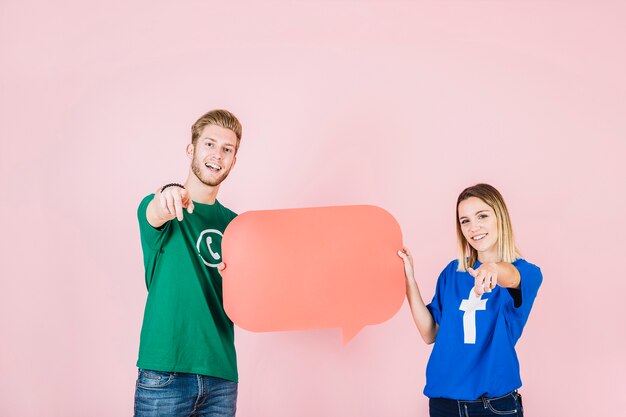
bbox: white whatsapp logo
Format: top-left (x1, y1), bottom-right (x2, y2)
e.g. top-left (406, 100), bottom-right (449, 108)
top-left (196, 229), bottom-right (223, 268)
top-left (458, 288), bottom-right (488, 344)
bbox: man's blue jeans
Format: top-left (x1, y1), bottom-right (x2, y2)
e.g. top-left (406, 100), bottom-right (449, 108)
top-left (134, 369), bottom-right (238, 417)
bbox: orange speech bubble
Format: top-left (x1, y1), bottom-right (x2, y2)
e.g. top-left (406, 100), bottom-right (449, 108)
top-left (221, 205), bottom-right (405, 344)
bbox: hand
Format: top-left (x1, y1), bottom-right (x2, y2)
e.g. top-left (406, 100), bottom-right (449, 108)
top-left (217, 262), bottom-right (226, 273)
top-left (156, 185), bottom-right (195, 221)
top-left (468, 262), bottom-right (498, 296)
top-left (397, 247), bottom-right (415, 281)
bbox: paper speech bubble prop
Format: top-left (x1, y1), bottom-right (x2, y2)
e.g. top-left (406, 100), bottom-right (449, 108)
top-left (221, 205), bottom-right (405, 344)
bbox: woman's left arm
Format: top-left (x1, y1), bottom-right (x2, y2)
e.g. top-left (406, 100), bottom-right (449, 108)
top-left (468, 262), bottom-right (520, 296)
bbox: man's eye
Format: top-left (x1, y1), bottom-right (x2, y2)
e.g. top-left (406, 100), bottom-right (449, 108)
top-left (206, 142), bottom-right (213, 147)
top-left (224, 148), bottom-right (232, 153)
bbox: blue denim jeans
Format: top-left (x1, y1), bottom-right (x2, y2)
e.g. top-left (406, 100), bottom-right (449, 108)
top-left (134, 369), bottom-right (238, 417)
top-left (429, 391), bottom-right (523, 417)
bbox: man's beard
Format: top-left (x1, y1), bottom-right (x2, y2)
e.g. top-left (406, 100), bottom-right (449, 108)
top-left (191, 157), bottom-right (231, 187)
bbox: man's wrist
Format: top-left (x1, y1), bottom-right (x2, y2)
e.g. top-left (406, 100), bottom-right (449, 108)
top-left (160, 183), bottom-right (185, 193)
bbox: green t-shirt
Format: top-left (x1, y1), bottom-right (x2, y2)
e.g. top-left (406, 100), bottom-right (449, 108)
top-left (136, 194), bottom-right (238, 382)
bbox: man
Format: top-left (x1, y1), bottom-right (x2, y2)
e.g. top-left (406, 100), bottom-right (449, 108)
top-left (134, 109), bottom-right (242, 417)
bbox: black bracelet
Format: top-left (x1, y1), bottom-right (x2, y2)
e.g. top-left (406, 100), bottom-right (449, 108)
top-left (161, 183), bottom-right (185, 192)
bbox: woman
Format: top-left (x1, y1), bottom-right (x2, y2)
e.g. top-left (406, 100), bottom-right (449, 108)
top-left (398, 183), bottom-right (542, 417)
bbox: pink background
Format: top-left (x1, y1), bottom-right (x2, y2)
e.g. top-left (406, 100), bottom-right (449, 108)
top-left (1, 1), bottom-right (624, 416)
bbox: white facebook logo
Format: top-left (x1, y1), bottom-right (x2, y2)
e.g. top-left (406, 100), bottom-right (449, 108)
top-left (458, 288), bottom-right (488, 344)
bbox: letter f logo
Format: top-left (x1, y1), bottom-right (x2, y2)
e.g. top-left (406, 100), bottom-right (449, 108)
top-left (459, 288), bottom-right (488, 344)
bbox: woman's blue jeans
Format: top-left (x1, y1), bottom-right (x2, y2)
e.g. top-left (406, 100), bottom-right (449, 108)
top-left (429, 390), bottom-right (523, 417)
top-left (134, 369), bottom-right (238, 417)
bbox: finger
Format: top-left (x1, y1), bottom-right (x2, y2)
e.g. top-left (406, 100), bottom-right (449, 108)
top-left (159, 193), bottom-right (169, 214)
top-left (397, 250), bottom-right (413, 265)
top-left (165, 193), bottom-right (176, 217)
top-left (476, 273), bottom-right (486, 295)
top-left (217, 262), bottom-right (226, 272)
top-left (173, 193), bottom-right (184, 221)
top-left (475, 272), bottom-right (486, 295)
top-left (479, 271), bottom-right (488, 292)
top-left (484, 274), bottom-right (493, 292)
top-left (397, 251), bottom-right (414, 278)
top-left (474, 283), bottom-right (484, 296)
top-left (186, 199), bottom-right (195, 214)
top-left (159, 193), bottom-right (171, 215)
top-left (488, 272), bottom-right (498, 291)
top-left (467, 267), bottom-right (477, 277)
top-left (180, 189), bottom-right (189, 206)
top-left (490, 272), bottom-right (498, 289)
top-left (476, 270), bottom-right (486, 285)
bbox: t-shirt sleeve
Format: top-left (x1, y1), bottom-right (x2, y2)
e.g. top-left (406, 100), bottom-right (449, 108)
top-left (427, 261), bottom-right (454, 325)
top-left (504, 259), bottom-right (543, 341)
top-left (137, 194), bottom-right (170, 250)
top-left (137, 194), bottom-right (171, 290)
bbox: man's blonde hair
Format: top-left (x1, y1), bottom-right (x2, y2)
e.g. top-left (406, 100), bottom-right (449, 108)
top-left (456, 183), bottom-right (521, 271)
top-left (191, 109), bottom-right (242, 151)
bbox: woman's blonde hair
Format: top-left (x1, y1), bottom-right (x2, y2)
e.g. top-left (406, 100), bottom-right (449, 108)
top-left (456, 183), bottom-right (521, 271)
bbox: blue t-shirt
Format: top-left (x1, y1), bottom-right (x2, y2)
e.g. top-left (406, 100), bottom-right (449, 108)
top-left (424, 259), bottom-right (542, 400)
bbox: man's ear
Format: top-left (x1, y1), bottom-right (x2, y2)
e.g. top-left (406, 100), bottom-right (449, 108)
top-left (186, 143), bottom-right (194, 159)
